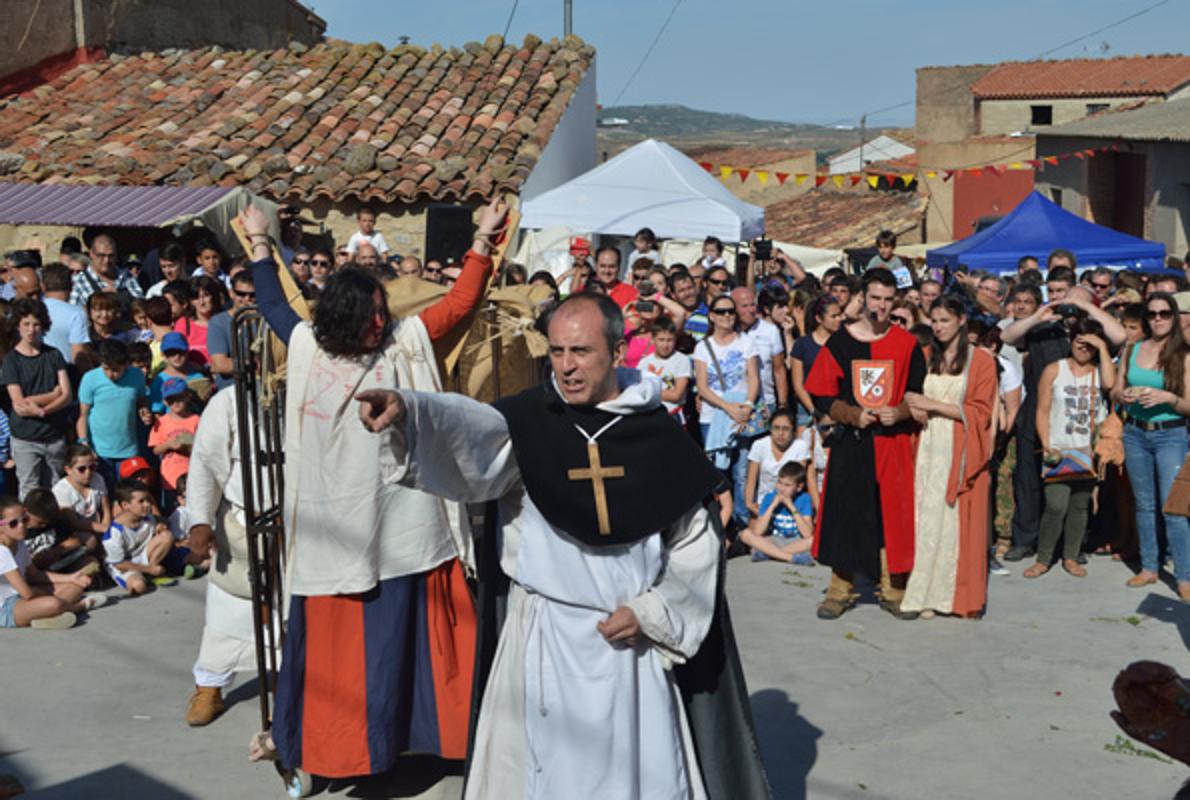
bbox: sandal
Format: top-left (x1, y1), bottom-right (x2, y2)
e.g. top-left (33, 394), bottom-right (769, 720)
top-left (1023, 562), bottom-right (1050, 579)
top-left (1062, 559), bottom-right (1087, 577)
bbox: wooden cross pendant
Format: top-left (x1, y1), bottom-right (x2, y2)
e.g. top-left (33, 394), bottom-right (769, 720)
top-left (567, 441), bottom-right (626, 535)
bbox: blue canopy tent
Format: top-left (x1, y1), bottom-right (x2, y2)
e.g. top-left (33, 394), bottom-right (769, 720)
top-left (926, 191), bottom-right (1165, 273)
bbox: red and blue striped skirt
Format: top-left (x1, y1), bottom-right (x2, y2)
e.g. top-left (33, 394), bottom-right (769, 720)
top-left (272, 559), bottom-right (476, 778)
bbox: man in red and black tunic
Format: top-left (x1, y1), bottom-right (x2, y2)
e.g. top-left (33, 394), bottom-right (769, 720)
top-left (805, 268), bottom-right (927, 620)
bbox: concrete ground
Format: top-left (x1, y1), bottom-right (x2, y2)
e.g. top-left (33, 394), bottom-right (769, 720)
top-left (1, 555), bottom-right (1187, 799)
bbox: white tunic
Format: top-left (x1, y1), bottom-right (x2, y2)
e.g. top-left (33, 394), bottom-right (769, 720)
top-left (397, 380), bottom-right (719, 800)
top-left (283, 320), bottom-right (470, 596)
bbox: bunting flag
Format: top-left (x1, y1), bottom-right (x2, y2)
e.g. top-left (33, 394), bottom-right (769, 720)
top-left (692, 143), bottom-right (1118, 190)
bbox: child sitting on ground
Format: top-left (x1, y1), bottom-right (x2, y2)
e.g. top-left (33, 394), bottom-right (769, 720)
top-left (167, 473), bottom-right (208, 573)
top-left (741, 461), bottom-right (815, 565)
top-left (52, 443), bottom-right (111, 551)
top-left (0, 495), bottom-right (104, 629)
top-left (104, 478), bottom-right (186, 595)
top-left (637, 316), bottom-right (693, 424)
top-left (23, 488), bottom-right (92, 574)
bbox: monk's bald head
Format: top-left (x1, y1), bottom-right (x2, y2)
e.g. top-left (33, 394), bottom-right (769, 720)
top-left (545, 292), bottom-right (626, 405)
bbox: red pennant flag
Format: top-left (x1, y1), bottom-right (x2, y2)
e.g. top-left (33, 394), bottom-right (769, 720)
top-left (988, 165), bottom-right (1005, 176)
top-left (850, 175), bottom-right (862, 186)
top-left (943, 170), bottom-right (956, 181)
top-left (815, 175), bottom-right (828, 187)
top-left (1044, 156), bottom-right (1059, 166)
top-left (967, 168), bottom-right (983, 177)
top-left (776, 172), bottom-right (789, 185)
top-left (1084, 149), bottom-right (1097, 157)
top-left (699, 162), bottom-right (713, 173)
top-left (1110, 142), bottom-right (1122, 151)
top-left (738, 168), bottom-right (750, 182)
top-left (1027, 159), bottom-right (1041, 169)
top-left (1074, 152), bottom-right (1085, 160)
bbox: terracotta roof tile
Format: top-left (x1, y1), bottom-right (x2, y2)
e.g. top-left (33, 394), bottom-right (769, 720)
top-left (765, 190), bottom-right (926, 250)
top-left (0, 35), bottom-right (594, 204)
top-left (971, 55), bottom-right (1190, 100)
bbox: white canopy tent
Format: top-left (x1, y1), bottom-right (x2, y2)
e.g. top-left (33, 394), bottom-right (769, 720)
top-left (519, 139), bottom-right (765, 242)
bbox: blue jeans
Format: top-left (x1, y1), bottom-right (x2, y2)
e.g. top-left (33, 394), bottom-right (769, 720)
top-left (1123, 425), bottom-right (1190, 581)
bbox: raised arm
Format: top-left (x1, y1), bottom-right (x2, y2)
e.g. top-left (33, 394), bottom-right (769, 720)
top-left (418, 197), bottom-right (507, 340)
top-left (1001, 305), bottom-right (1055, 347)
top-left (241, 205), bottom-right (300, 345)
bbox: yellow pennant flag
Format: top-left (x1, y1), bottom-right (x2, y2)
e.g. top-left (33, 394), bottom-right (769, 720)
top-left (1010, 162), bottom-right (1025, 170)
top-left (720, 166), bottom-right (733, 179)
top-left (756, 170), bottom-right (769, 185)
top-left (866, 175), bottom-right (880, 188)
top-left (795, 174), bottom-right (810, 186)
top-left (901, 173), bottom-right (916, 185)
top-left (925, 171), bottom-right (937, 179)
top-left (831, 175), bottom-right (845, 188)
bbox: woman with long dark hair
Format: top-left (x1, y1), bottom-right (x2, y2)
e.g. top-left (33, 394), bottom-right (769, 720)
top-left (231, 199), bottom-right (508, 780)
top-left (791, 296), bottom-right (842, 430)
top-left (1111, 292), bottom-right (1190, 599)
top-left (902, 295), bottom-right (998, 618)
top-left (173, 275), bottom-right (225, 367)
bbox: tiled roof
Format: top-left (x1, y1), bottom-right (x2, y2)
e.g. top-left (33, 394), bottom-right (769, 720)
top-left (0, 34), bottom-right (594, 204)
top-left (1036, 95), bottom-right (1190, 143)
top-left (682, 146), bottom-right (811, 168)
top-left (971, 55), bottom-right (1190, 100)
top-left (765, 190), bottom-right (926, 250)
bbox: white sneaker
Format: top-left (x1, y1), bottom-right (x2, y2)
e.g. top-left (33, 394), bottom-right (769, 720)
top-left (81, 593), bottom-right (108, 611)
top-left (31, 611), bottom-right (77, 630)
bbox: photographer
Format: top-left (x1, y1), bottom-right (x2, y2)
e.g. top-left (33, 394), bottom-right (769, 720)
top-left (622, 275), bottom-right (687, 369)
top-left (999, 286), bottom-right (1126, 562)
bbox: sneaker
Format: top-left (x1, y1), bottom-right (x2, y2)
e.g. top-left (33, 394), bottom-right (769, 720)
top-left (750, 550), bottom-right (768, 562)
top-left (1003, 545), bottom-right (1035, 562)
top-left (988, 557), bottom-right (1010, 576)
top-left (152, 576), bottom-right (178, 587)
top-left (31, 611), bottom-right (77, 630)
top-left (791, 553), bottom-right (815, 567)
top-left (183, 563), bottom-right (207, 580)
top-left (81, 593), bottom-right (108, 611)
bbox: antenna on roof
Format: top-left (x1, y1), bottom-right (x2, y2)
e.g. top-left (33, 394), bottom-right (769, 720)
top-left (564, 0), bottom-right (573, 36)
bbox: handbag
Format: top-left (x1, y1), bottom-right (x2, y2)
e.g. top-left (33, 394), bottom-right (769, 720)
top-left (1042, 366), bottom-right (1100, 483)
top-left (704, 337), bottom-right (770, 437)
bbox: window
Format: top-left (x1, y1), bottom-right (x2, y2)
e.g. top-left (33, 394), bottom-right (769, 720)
top-left (1087, 103), bottom-right (1110, 115)
top-left (1051, 188), bottom-right (1064, 207)
top-left (1031, 105), bottom-right (1053, 126)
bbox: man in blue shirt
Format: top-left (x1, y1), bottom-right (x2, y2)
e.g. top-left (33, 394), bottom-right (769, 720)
top-left (41, 263), bottom-right (90, 363)
top-left (206, 271), bottom-right (256, 392)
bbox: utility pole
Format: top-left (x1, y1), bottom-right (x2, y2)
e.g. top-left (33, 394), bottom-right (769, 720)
top-left (858, 113), bottom-right (867, 178)
top-left (564, 0), bottom-right (573, 36)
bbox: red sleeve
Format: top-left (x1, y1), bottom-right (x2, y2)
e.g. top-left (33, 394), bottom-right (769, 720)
top-left (805, 344), bottom-right (842, 399)
top-left (418, 250), bottom-right (493, 340)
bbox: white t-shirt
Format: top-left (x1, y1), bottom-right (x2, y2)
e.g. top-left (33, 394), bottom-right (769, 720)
top-left (692, 334), bottom-right (758, 424)
top-left (997, 354), bottom-right (1023, 397)
top-left (0, 540), bottom-right (31, 603)
top-left (744, 319), bottom-right (785, 406)
top-left (747, 435), bottom-right (811, 501)
top-left (168, 506), bottom-right (191, 541)
top-left (103, 518), bottom-right (155, 565)
top-left (801, 426), bottom-right (829, 475)
top-left (53, 474), bottom-right (108, 525)
top-left (346, 230), bottom-right (390, 256)
top-left (637, 351), bottom-right (693, 413)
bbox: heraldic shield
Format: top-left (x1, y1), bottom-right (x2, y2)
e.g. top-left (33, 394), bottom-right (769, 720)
top-left (853, 359), bottom-right (894, 409)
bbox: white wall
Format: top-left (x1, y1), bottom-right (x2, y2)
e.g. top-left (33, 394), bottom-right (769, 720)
top-left (519, 61), bottom-right (597, 201)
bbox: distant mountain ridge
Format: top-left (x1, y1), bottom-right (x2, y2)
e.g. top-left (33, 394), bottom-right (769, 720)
top-left (598, 104), bottom-right (829, 137)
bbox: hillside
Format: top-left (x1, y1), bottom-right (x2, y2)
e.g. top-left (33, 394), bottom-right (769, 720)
top-left (595, 104), bottom-right (908, 162)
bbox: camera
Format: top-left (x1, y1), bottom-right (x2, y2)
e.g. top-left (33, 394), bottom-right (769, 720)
top-left (636, 300), bottom-right (655, 313)
top-left (754, 238), bottom-right (773, 261)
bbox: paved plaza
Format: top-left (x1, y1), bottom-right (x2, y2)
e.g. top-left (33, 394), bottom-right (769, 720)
top-left (2, 555), bottom-right (1187, 799)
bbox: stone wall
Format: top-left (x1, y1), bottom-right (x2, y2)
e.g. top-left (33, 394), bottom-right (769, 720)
top-left (915, 65), bottom-right (994, 142)
top-left (978, 96), bottom-right (1149, 136)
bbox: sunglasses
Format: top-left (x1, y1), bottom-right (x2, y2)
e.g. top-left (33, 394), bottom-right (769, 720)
top-left (234, 290), bottom-right (256, 300)
top-left (891, 316), bottom-right (912, 327)
top-left (710, 307), bottom-right (736, 316)
top-left (1092, 282), bottom-right (1112, 289)
top-left (71, 463), bottom-right (96, 472)
top-left (816, 423), bottom-right (835, 434)
top-left (311, 259), bottom-right (331, 267)
top-left (3, 514), bottom-right (29, 529)
top-left (1147, 309), bottom-right (1174, 320)
top-left (293, 258), bottom-right (310, 265)
top-left (707, 277), bottom-right (728, 286)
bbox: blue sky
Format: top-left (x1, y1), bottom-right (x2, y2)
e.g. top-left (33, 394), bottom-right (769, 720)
top-left (315, 0), bottom-right (1186, 127)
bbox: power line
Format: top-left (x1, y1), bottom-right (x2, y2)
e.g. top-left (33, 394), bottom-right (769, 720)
top-left (501, 0), bottom-right (520, 41)
top-left (610, 0), bottom-right (684, 107)
top-left (1036, 0), bottom-right (1171, 58)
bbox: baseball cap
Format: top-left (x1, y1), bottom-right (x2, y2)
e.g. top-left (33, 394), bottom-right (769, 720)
top-left (119, 456), bottom-right (152, 480)
top-left (161, 377), bottom-right (188, 400)
top-left (161, 332), bottom-right (189, 353)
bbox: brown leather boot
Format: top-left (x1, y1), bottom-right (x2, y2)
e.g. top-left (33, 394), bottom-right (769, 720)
top-left (186, 686), bottom-right (226, 727)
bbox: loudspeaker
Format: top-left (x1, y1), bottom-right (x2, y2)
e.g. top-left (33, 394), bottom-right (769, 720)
top-left (425, 204), bottom-right (474, 265)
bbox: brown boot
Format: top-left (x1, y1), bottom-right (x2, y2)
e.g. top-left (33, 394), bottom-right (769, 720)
top-left (186, 686), bottom-right (226, 727)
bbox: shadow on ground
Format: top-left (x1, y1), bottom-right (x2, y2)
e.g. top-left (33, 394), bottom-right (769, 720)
top-left (316, 755), bottom-right (463, 799)
top-left (750, 688), bottom-right (820, 800)
top-left (20, 764), bottom-right (194, 799)
top-left (1136, 592), bottom-right (1190, 649)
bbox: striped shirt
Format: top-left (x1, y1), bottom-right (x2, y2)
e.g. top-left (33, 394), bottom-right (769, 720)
top-left (70, 267), bottom-right (144, 307)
